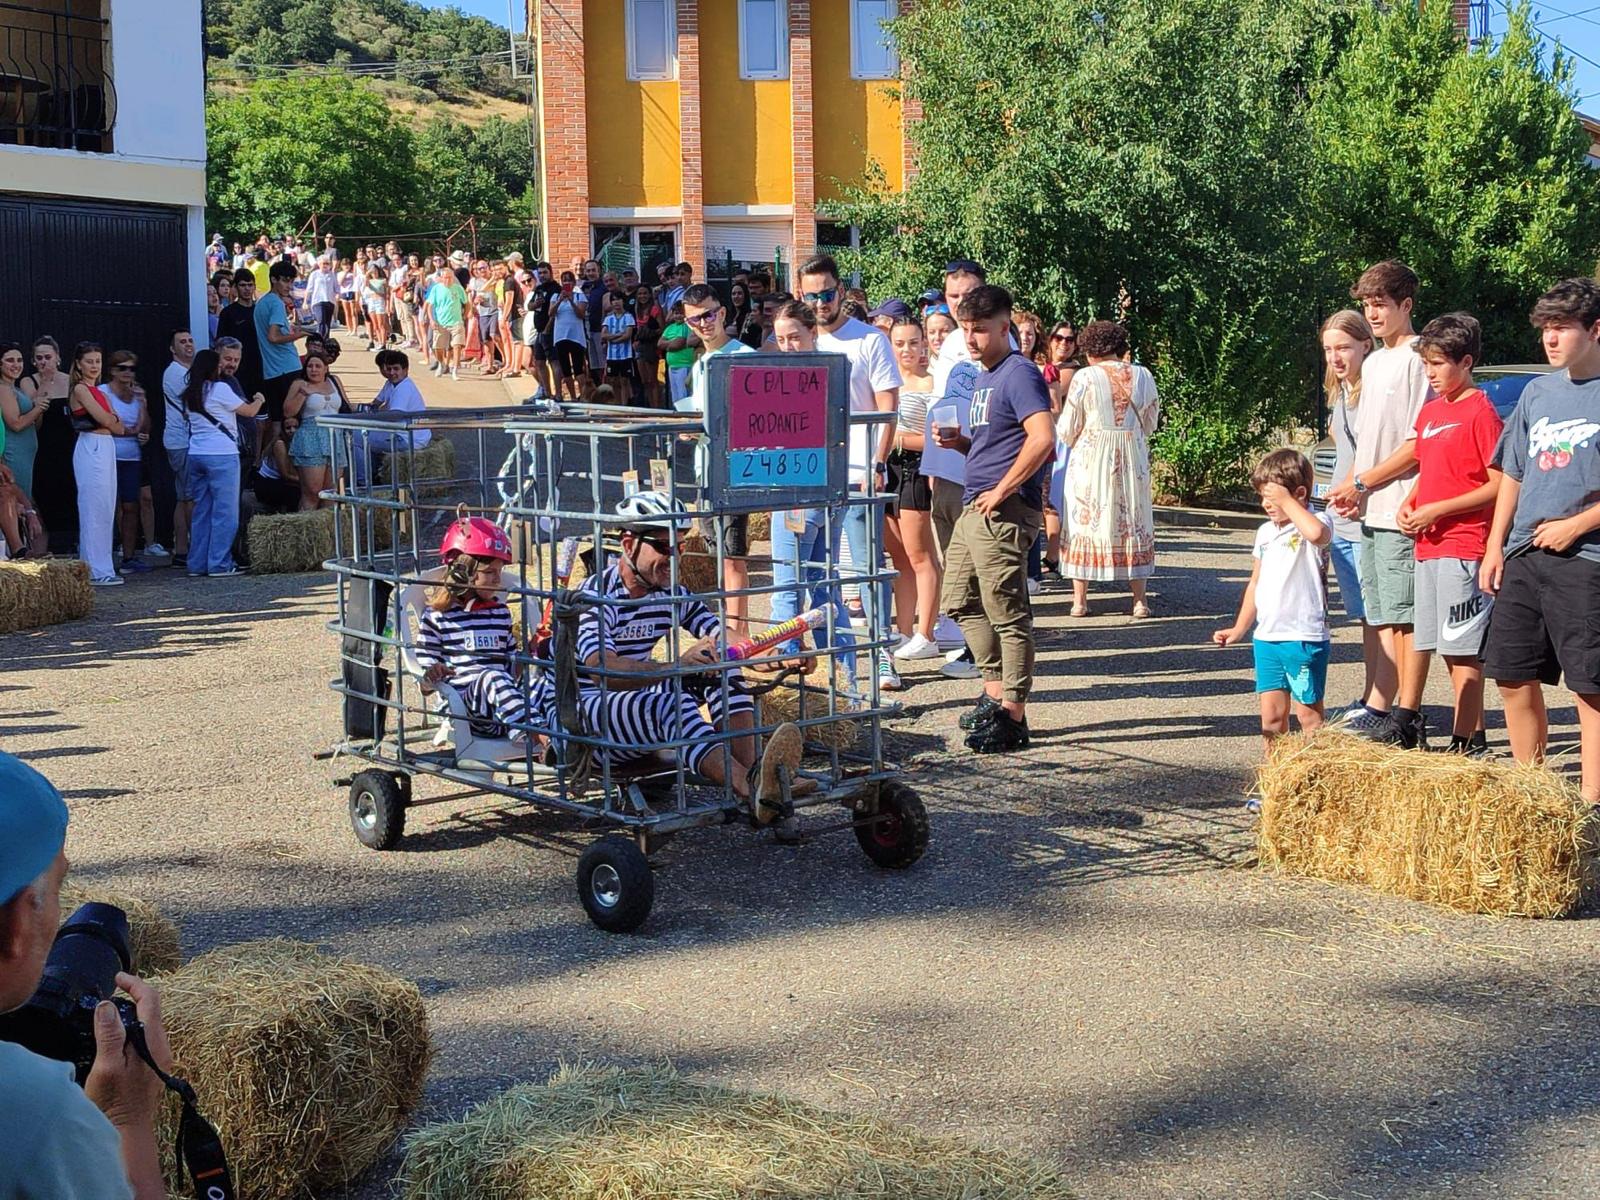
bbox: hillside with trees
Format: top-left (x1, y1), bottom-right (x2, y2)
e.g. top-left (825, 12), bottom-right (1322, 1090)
top-left (203, 0), bottom-right (540, 253)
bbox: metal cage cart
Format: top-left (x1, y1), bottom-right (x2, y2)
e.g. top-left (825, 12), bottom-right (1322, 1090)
top-left (320, 355), bottom-right (929, 932)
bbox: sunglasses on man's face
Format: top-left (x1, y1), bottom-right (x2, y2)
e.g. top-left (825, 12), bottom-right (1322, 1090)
top-left (640, 536), bottom-right (681, 555)
top-left (684, 308), bottom-right (722, 326)
top-left (112, 363), bottom-right (136, 371)
top-left (801, 287), bottom-right (839, 305)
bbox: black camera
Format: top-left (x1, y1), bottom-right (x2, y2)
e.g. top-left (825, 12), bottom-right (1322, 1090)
top-left (0, 901), bottom-right (137, 1083)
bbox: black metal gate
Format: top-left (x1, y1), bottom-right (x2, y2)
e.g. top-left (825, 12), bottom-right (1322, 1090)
top-left (0, 193), bottom-right (189, 547)
top-left (0, 193), bottom-right (189, 392)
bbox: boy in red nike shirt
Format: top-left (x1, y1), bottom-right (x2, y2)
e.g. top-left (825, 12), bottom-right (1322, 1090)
top-left (1397, 312), bottom-right (1503, 753)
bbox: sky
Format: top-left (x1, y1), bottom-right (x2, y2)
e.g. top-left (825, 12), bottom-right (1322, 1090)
top-left (422, 0), bottom-right (1600, 113)
top-left (421, 0), bottom-right (524, 33)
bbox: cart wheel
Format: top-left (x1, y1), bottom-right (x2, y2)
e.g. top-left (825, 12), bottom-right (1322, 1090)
top-left (855, 782), bottom-right (929, 869)
top-left (576, 835), bottom-right (655, 933)
top-left (349, 771), bottom-right (406, 850)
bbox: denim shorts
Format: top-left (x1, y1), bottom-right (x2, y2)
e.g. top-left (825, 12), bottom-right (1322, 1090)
top-left (1253, 638), bottom-right (1330, 705)
top-left (1328, 535), bottom-right (1364, 622)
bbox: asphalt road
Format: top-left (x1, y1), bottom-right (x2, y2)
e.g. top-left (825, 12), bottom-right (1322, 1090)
top-left (5, 355), bottom-right (1598, 1199)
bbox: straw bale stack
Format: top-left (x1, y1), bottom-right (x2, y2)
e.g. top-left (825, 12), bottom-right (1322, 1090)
top-left (156, 939), bottom-right (432, 1200)
top-left (58, 881), bottom-right (181, 977)
top-left (399, 1063), bottom-right (1074, 1200)
top-left (1257, 731), bottom-right (1599, 917)
top-left (0, 558), bottom-right (91, 634)
top-left (248, 507), bottom-right (396, 573)
top-left (746, 509), bottom-right (771, 542)
top-left (750, 663), bottom-right (861, 751)
top-left (378, 438), bottom-right (457, 498)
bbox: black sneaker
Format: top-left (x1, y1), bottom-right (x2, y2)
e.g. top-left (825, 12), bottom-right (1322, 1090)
top-left (959, 694), bottom-right (1001, 731)
top-left (1372, 708), bottom-right (1426, 751)
top-left (965, 709), bottom-right (1030, 754)
top-left (1465, 730), bottom-right (1491, 757)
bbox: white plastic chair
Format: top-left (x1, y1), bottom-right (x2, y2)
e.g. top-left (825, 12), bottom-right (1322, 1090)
top-left (394, 571), bottom-right (529, 771)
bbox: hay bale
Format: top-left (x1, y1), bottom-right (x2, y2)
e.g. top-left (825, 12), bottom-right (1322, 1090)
top-left (1257, 731), bottom-right (1599, 917)
top-left (752, 664), bottom-right (861, 751)
top-left (378, 438), bottom-right (457, 497)
top-left (746, 509), bottom-right (771, 542)
top-left (248, 508), bottom-right (395, 573)
top-left (399, 1063), bottom-right (1073, 1200)
top-left (157, 939), bottom-right (432, 1200)
top-left (58, 881), bottom-right (181, 977)
top-left (0, 558), bottom-right (91, 634)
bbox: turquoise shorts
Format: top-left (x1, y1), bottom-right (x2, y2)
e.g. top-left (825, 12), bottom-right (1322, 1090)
top-left (1253, 638), bottom-right (1329, 705)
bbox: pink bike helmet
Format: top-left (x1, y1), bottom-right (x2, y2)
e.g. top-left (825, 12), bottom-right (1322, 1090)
top-left (440, 512), bottom-right (512, 564)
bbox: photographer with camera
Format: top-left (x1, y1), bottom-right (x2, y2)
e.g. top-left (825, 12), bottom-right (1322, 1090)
top-left (0, 751), bottom-right (171, 1200)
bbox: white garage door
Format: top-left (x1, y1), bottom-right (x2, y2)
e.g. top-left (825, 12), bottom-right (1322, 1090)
top-left (705, 220), bottom-right (791, 270)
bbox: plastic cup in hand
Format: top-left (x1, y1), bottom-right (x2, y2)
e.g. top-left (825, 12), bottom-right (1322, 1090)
top-left (932, 404), bottom-right (958, 440)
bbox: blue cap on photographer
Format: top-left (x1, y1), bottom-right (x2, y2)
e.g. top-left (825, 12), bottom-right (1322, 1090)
top-left (0, 752), bottom-right (69, 904)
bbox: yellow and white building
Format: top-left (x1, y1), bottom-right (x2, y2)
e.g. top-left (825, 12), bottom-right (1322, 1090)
top-left (531, 0), bottom-right (911, 283)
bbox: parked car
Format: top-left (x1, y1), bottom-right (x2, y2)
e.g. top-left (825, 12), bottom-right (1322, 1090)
top-left (1311, 363), bottom-right (1551, 502)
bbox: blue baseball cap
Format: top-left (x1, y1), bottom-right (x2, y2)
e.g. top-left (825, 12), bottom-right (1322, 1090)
top-left (0, 752), bottom-right (69, 904)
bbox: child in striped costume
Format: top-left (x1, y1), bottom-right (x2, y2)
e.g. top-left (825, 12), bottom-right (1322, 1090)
top-left (417, 515), bottom-right (534, 742)
top-left (537, 491), bottom-right (807, 823)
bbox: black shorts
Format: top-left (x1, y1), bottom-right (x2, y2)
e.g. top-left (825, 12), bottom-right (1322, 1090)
top-left (115, 458), bottom-right (145, 504)
top-left (1482, 549), bottom-right (1600, 693)
top-left (886, 449), bottom-right (931, 514)
top-left (533, 332), bottom-right (554, 361)
top-left (260, 371), bottom-right (302, 423)
top-left (605, 360), bottom-right (638, 383)
top-left (704, 512), bottom-right (750, 558)
top-left (553, 340), bottom-right (586, 378)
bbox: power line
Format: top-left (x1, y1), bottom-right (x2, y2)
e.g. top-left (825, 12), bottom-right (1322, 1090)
top-left (218, 50), bottom-right (515, 75)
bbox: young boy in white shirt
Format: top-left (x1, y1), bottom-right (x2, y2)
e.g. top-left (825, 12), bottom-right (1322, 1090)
top-left (1215, 449), bottom-right (1334, 762)
top-left (1327, 260), bottom-right (1431, 747)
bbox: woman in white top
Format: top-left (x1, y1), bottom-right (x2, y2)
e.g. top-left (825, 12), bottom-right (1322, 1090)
top-left (884, 315), bottom-right (944, 661)
top-left (66, 342), bottom-right (128, 584)
top-left (283, 351), bottom-right (347, 511)
top-left (102, 350), bottom-right (156, 572)
top-left (362, 265), bottom-right (390, 351)
top-left (181, 349), bottom-right (263, 577)
top-left (1057, 320), bottom-right (1161, 618)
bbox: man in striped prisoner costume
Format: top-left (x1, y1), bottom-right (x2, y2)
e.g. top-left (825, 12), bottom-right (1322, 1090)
top-left (535, 492), bottom-right (804, 819)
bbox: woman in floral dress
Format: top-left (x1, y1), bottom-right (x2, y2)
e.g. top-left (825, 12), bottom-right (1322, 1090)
top-left (1057, 320), bottom-right (1160, 618)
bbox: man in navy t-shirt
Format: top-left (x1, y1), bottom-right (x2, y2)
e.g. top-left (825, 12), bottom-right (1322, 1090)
top-left (934, 284), bottom-right (1056, 753)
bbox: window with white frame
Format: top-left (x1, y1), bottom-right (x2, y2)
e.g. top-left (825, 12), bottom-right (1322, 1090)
top-left (627, 0), bottom-right (676, 81)
top-left (739, 0), bottom-right (788, 80)
top-left (851, 0), bottom-right (898, 80)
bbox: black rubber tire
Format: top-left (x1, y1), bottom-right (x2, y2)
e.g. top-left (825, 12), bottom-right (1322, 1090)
top-left (855, 781), bottom-right (930, 869)
top-left (349, 770), bottom-right (406, 850)
top-left (391, 771), bottom-right (413, 805)
top-left (576, 835), bottom-right (655, 933)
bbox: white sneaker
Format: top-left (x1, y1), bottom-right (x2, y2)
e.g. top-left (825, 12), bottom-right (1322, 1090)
top-left (90, 574), bottom-right (125, 587)
top-left (894, 632), bottom-right (942, 660)
top-left (432, 364), bottom-right (444, 376)
top-left (940, 648), bottom-right (982, 680)
top-left (450, 369), bottom-right (460, 381)
top-left (934, 615), bottom-right (965, 649)
top-left (144, 543), bottom-right (167, 558)
top-left (1026, 576), bottom-right (1041, 596)
top-left (876, 651), bottom-right (904, 692)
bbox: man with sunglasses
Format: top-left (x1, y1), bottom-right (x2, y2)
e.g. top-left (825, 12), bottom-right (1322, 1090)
top-left (679, 283), bottom-right (757, 634)
top-left (798, 254), bottom-right (903, 692)
top-left (533, 492), bottom-right (807, 825)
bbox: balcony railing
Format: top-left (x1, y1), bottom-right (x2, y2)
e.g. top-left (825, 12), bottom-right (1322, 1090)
top-left (0, 2), bottom-right (116, 152)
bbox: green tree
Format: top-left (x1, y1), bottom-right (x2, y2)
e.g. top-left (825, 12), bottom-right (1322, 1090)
top-left (835, 0), bottom-right (1334, 499)
top-left (838, 0), bottom-right (1600, 500)
top-left (413, 115), bottom-right (507, 214)
top-left (1308, 1), bottom-right (1600, 359)
top-left (206, 75), bottom-right (418, 237)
